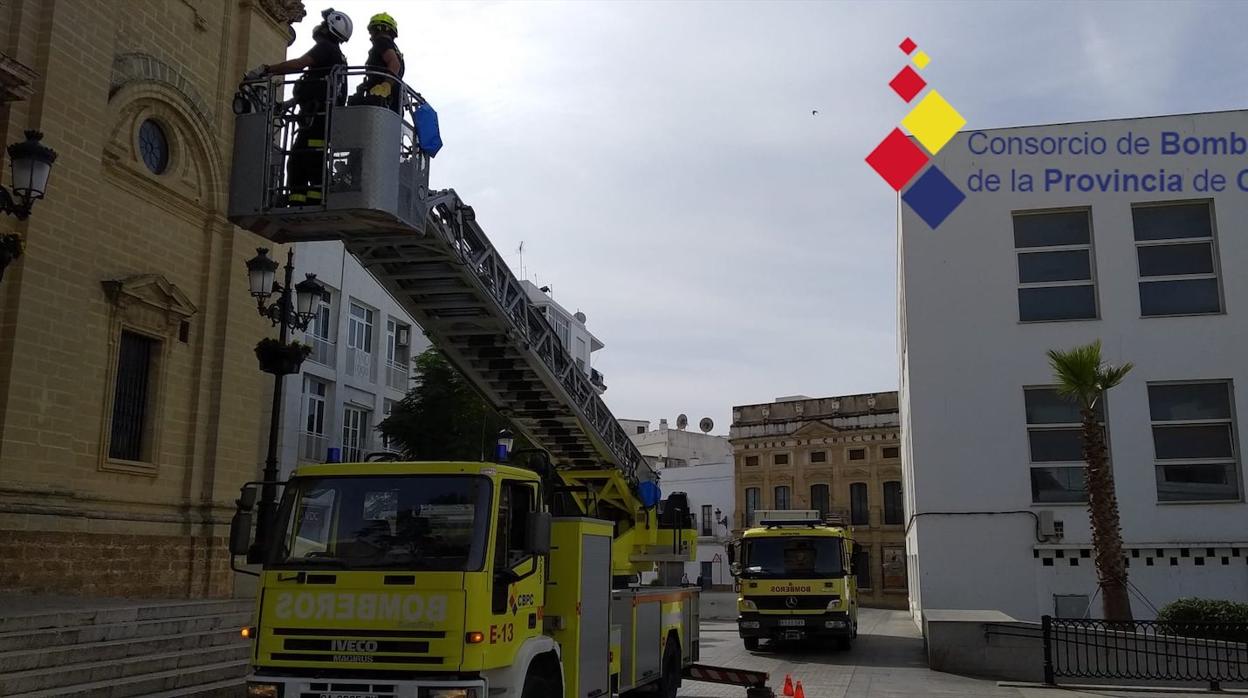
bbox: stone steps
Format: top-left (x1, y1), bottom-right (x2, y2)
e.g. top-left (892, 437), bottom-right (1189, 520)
top-left (0, 598), bottom-right (252, 697)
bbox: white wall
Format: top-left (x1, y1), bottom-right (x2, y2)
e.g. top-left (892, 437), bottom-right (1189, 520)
top-left (631, 425), bottom-right (733, 467)
top-left (901, 112), bottom-right (1248, 622)
top-left (644, 459), bottom-right (737, 587)
top-left (277, 240), bottom-right (430, 476)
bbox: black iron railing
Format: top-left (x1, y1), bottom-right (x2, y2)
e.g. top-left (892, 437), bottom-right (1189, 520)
top-left (1043, 615), bottom-right (1248, 690)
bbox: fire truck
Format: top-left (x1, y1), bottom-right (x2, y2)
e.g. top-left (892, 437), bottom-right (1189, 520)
top-left (226, 67), bottom-right (773, 698)
top-left (730, 510), bottom-right (862, 651)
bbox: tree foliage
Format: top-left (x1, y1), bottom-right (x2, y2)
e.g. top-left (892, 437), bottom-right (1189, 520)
top-left (378, 348), bottom-right (527, 461)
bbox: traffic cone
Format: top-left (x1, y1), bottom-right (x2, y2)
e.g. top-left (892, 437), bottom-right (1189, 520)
top-left (794, 680), bottom-right (805, 698)
top-left (782, 674), bottom-right (794, 696)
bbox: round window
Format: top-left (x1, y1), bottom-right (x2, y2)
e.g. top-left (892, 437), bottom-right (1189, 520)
top-left (138, 119), bottom-right (169, 174)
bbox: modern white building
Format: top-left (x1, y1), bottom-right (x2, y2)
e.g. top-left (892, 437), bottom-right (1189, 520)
top-left (276, 241), bottom-right (430, 476)
top-left (627, 419), bottom-right (736, 588)
top-left (522, 280), bottom-right (606, 392)
top-left (900, 111), bottom-right (1248, 623)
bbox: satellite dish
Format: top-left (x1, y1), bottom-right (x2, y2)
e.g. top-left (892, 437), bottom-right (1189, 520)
top-left (573, 311), bottom-right (587, 323)
top-left (676, 414), bottom-right (688, 430)
top-left (698, 417), bottom-right (714, 434)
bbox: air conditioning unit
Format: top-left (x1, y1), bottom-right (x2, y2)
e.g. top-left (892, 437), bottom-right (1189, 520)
top-left (396, 326), bottom-right (410, 347)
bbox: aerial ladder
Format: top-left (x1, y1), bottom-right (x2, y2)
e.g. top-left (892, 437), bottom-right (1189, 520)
top-left (227, 67), bottom-right (774, 698)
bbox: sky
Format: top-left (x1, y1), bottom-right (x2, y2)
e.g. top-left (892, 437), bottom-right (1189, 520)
top-left (287, 0), bottom-right (1248, 435)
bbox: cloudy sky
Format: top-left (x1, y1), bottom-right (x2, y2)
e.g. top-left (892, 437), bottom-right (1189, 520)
top-left (288, 0), bottom-right (1247, 434)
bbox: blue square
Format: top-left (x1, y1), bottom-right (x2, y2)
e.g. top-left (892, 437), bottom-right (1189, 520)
top-left (902, 165), bottom-right (965, 229)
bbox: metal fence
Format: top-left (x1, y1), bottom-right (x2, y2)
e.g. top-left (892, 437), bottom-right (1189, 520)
top-left (1043, 615), bottom-right (1248, 690)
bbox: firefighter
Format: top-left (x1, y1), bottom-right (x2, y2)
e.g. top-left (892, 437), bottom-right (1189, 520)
top-left (247, 8), bottom-right (353, 205)
top-left (351, 12), bottom-right (405, 113)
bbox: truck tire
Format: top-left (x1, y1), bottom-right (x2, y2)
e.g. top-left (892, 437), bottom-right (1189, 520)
top-left (520, 654), bottom-right (560, 698)
top-left (657, 635), bottom-right (682, 698)
top-left (743, 637), bottom-right (760, 651)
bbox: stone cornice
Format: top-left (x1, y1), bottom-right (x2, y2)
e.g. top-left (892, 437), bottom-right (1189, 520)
top-left (255, 0), bottom-right (306, 25)
top-left (0, 53), bottom-right (37, 103)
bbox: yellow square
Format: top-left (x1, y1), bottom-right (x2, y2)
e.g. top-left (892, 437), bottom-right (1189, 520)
top-left (901, 89), bottom-right (965, 154)
top-left (912, 50), bottom-right (931, 69)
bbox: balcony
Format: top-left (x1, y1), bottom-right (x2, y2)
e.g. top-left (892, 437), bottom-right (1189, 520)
top-left (299, 432), bottom-right (327, 462)
top-left (306, 335), bottom-right (336, 367)
top-left (346, 347), bottom-right (376, 382)
top-left (590, 368), bottom-right (606, 393)
top-left (385, 360), bottom-right (410, 391)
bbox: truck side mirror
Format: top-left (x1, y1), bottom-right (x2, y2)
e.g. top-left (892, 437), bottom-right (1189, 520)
top-left (230, 510), bottom-right (253, 556)
top-left (850, 542), bottom-right (866, 576)
top-left (238, 486), bottom-right (257, 511)
top-left (727, 542), bottom-right (736, 565)
top-left (525, 511), bottom-right (551, 555)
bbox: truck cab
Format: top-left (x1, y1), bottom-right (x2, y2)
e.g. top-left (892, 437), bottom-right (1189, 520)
top-left (729, 510), bottom-right (860, 651)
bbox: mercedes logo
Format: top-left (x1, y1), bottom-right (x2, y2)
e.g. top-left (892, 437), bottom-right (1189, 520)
top-left (785, 596), bottom-right (798, 609)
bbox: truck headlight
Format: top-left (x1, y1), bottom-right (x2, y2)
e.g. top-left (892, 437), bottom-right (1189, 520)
top-left (740, 599), bottom-right (757, 611)
top-left (825, 597), bottom-right (842, 611)
top-left (247, 684), bottom-right (282, 698)
top-left (420, 689), bottom-right (480, 698)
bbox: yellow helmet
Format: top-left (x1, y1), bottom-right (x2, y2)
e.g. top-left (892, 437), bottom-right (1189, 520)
top-left (368, 12), bottom-right (398, 36)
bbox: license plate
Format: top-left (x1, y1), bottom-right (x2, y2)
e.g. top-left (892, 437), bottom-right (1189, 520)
top-left (777, 619), bottom-right (805, 627)
top-left (782, 630), bottom-right (803, 640)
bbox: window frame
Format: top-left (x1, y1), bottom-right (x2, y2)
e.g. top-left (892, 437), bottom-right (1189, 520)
top-left (773, 485), bottom-right (791, 511)
top-left (744, 487), bottom-right (761, 525)
top-left (849, 482), bottom-right (869, 526)
top-left (107, 330), bottom-right (161, 463)
top-left (1024, 385), bottom-right (1104, 505)
top-left (848, 448), bottom-right (866, 461)
top-left (1148, 379), bottom-right (1241, 503)
top-left (773, 453), bottom-right (790, 466)
top-left (303, 376), bottom-right (328, 437)
top-left (810, 483), bottom-right (830, 519)
top-left (701, 504), bottom-right (713, 537)
top-left (342, 405), bottom-right (371, 462)
top-left (1013, 207), bottom-right (1100, 323)
top-left (744, 455), bottom-right (759, 467)
top-left (882, 481), bottom-right (904, 525)
top-left (1131, 200), bottom-right (1225, 318)
top-left (882, 446), bottom-right (900, 459)
top-left (348, 302), bottom-right (374, 353)
top-left (809, 450), bottom-right (827, 464)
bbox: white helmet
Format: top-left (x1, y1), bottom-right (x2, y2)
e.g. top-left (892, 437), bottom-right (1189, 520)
top-left (320, 7), bottom-right (353, 43)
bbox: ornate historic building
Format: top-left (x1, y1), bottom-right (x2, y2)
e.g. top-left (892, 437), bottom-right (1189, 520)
top-left (0, 0), bottom-right (307, 597)
top-left (730, 392), bottom-right (907, 609)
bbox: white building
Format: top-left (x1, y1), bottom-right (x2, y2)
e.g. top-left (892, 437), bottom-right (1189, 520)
top-left (522, 280), bottom-right (606, 392)
top-left (277, 241), bottom-right (430, 475)
top-left (900, 111), bottom-right (1248, 623)
top-left (627, 419), bottom-right (735, 588)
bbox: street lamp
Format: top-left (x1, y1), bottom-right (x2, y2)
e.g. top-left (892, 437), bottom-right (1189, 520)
top-left (244, 246), bottom-right (323, 561)
top-left (1, 130), bottom-right (58, 282)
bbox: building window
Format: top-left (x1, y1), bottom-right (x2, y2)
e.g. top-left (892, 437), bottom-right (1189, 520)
top-left (744, 487), bottom-right (760, 526)
top-left (637, 425), bottom-right (646, 434)
top-left (1132, 202), bottom-right (1222, 316)
top-left (745, 455), bottom-right (759, 467)
top-left (1149, 381), bottom-right (1239, 501)
top-left (774, 486), bottom-right (790, 510)
top-left (701, 505), bottom-right (713, 536)
top-left (883, 481), bottom-right (903, 525)
top-left (850, 483), bottom-right (868, 525)
top-left (1014, 209), bottom-right (1097, 322)
top-left (342, 406), bottom-right (370, 462)
top-left (138, 119), bottom-right (169, 174)
top-left (882, 446), bottom-right (899, 459)
top-left (810, 484), bottom-right (829, 518)
top-left (810, 450), bottom-right (827, 464)
top-left (774, 453), bottom-right (789, 465)
top-left (304, 377), bottom-right (327, 436)
top-left (882, 547), bottom-right (906, 591)
top-left (848, 448), bottom-right (866, 461)
top-left (348, 303), bottom-right (374, 353)
top-left (108, 331), bottom-right (158, 461)
top-left (1025, 387), bottom-right (1101, 503)
top-left (553, 312), bottom-right (571, 349)
top-left (308, 289), bottom-right (332, 340)
top-left (577, 337), bottom-right (588, 366)
top-left (381, 399), bottom-right (397, 451)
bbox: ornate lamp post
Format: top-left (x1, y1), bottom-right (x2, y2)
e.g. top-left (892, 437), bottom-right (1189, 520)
top-left (1, 130), bottom-right (58, 282)
top-left (244, 247), bottom-right (323, 561)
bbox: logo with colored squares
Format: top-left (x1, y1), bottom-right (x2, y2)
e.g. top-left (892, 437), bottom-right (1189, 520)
top-left (866, 38), bottom-right (967, 228)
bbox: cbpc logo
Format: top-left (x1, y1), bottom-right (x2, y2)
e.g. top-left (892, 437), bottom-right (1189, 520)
top-left (866, 38), bottom-right (967, 228)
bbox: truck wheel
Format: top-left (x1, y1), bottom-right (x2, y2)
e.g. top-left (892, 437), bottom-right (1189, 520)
top-left (657, 636), bottom-right (682, 698)
top-left (521, 655), bottom-right (560, 698)
top-left (743, 637), bottom-right (760, 651)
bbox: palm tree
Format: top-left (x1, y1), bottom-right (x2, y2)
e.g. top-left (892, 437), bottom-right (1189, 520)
top-left (1047, 340), bottom-right (1134, 622)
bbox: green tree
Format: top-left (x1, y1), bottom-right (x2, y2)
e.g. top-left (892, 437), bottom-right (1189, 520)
top-left (379, 348), bottom-right (526, 461)
top-left (1047, 340), bottom-right (1134, 621)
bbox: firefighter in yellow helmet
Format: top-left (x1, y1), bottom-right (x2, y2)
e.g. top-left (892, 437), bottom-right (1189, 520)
top-left (352, 12), bottom-right (405, 112)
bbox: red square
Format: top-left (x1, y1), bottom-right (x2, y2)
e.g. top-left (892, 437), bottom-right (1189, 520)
top-left (889, 65), bottom-right (926, 102)
top-left (866, 128), bottom-right (928, 191)
top-left (899, 37), bottom-right (917, 55)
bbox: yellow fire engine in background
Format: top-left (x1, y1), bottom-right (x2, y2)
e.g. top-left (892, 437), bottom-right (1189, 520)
top-left (730, 510), bottom-right (862, 651)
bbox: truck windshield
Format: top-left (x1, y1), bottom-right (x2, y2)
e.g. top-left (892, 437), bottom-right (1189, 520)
top-left (269, 475), bottom-right (492, 571)
top-left (741, 537), bottom-right (844, 579)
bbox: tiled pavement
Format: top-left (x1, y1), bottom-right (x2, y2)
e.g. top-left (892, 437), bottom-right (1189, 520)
top-left (678, 609), bottom-right (1214, 698)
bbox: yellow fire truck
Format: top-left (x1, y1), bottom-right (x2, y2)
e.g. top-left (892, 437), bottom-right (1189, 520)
top-left (730, 510), bottom-right (862, 651)
top-left (226, 67), bottom-right (773, 698)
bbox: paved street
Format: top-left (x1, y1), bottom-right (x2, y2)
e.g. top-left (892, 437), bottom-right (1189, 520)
top-left (680, 609), bottom-right (1212, 698)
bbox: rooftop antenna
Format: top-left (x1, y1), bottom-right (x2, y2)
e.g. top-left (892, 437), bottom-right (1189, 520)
top-left (517, 241), bottom-right (525, 280)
